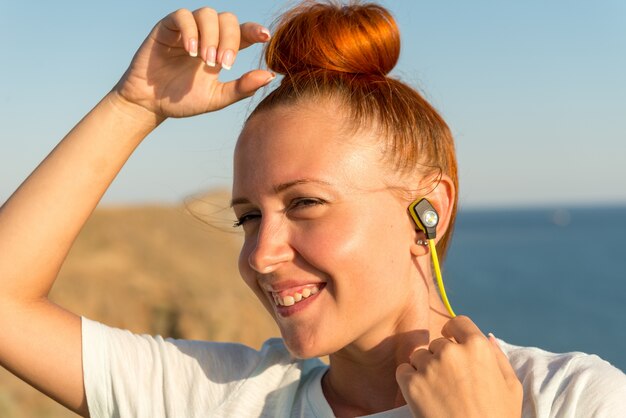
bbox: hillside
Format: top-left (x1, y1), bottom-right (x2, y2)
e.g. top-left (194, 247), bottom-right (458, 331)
top-left (0, 190), bottom-right (279, 417)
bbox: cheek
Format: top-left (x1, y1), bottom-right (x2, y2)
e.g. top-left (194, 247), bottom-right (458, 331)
top-left (293, 207), bottom-right (411, 278)
top-left (291, 216), bottom-right (360, 267)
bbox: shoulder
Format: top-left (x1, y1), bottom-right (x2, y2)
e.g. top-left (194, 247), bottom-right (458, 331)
top-left (82, 317), bottom-right (325, 417)
top-left (82, 317), bottom-right (313, 376)
top-left (498, 339), bottom-right (626, 417)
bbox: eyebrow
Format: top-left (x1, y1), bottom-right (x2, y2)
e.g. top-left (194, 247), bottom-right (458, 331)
top-left (230, 178), bottom-right (333, 207)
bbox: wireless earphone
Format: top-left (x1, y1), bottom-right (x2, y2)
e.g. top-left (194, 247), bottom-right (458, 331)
top-left (408, 198), bottom-right (456, 317)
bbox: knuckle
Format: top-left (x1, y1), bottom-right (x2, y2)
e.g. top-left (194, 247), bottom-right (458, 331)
top-left (465, 334), bottom-right (488, 351)
top-left (173, 8), bottom-right (191, 18)
top-left (218, 11), bottom-right (239, 23)
top-left (409, 348), bottom-right (426, 363)
top-left (395, 366), bottom-right (411, 383)
top-left (436, 341), bottom-right (456, 360)
top-left (422, 358), bottom-right (440, 380)
top-left (397, 368), bottom-right (421, 388)
top-left (194, 7), bottom-right (218, 18)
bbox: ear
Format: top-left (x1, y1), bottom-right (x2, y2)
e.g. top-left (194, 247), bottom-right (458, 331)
top-left (409, 174), bottom-right (456, 256)
top-left (426, 173), bottom-right (455, 243)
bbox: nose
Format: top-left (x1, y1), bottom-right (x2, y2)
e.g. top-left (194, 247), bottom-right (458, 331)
top-left (247, 218), bottom-right (294, 274)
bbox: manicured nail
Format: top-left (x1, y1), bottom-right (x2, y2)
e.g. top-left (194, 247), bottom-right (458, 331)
top-left (221, 49), bottom-right (235, 70)
top-left (264, 72), bottom-right (276, 85)
top-left (188, 38), bottom-right (198, 57)
top-left (260, 27), bottom-right (271, 41)
top-left (206, 46), bottom-right (217, 67)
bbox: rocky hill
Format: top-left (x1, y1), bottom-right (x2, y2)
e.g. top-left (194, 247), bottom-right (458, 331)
top-left (0, 190), bottom-right (279, 417)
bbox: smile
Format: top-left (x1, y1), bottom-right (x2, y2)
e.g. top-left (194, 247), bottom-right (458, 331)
top-left (271, 284), bottom-right (321, 307)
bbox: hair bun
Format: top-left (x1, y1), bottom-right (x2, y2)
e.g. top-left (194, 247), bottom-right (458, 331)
top-left (266, 1), bottom-right (400, 76)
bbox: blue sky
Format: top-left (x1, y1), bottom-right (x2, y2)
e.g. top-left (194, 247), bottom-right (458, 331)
top-left (1, 1), bottom-right (625, 208)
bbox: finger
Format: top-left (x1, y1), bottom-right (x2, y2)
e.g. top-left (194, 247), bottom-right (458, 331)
top-left (408, 348), bottom-right (431, 373)
top-left (428, 337), bottom-right (453, 354)
top-left (164, 9), bottom-right (200, 57)
top-left (441, 315), bottom-right (485, 344)
top-left (217, 12), bottom-right (240, 70)
top-left (193, 7), bottom-right (219, 66)
top-left (217, 70), bottom-right (275, 108)
top-left (488, 333), bottom-right (520, 387)
top-left (396, 363), bottom-right (428, 418)
top-left (239, 22), bottom-right (271, 50)
top-left (396, 362), bottom-right (421, 390)
top-left (395, 362), bottom-right (416, 383)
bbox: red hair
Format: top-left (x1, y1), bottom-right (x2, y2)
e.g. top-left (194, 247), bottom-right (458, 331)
top-left (249, 1), bottom-right (458, 259)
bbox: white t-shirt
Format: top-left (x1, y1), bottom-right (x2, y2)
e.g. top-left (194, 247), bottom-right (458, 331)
top-left (82, 317), bottom-right (626, 417)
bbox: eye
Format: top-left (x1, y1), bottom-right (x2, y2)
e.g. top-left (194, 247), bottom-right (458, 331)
top-left (233, 212), bottom-right (261, 228)
top-left (289, 197), bottom-right (326, 211)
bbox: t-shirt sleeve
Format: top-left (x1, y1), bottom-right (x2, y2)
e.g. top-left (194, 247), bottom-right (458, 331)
top-left (81, 317), bottom-right (276, 418)
top-left (501, 341), bottom-right (626, 417)
top-left (553, 355), bottom-right (626, 417)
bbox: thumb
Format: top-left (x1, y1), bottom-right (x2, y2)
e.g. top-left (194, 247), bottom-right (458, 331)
top-left (218, 70), bottom-right (275, 107)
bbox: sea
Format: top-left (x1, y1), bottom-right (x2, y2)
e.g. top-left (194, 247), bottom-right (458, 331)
top-left (445, 205), bottom-right (626, 372)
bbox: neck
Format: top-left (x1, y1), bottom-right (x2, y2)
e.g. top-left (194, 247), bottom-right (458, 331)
top-left (323, 293), bottom-right (450, 416)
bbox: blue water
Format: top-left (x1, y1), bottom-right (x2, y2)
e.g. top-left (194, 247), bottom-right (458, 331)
top-left (445, 206), bottom-right (626, 372)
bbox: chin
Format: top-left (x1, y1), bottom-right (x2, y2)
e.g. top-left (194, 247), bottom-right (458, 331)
top-left (284, 343), bottom-right (327, 360)
top-left (280, 329), bottom-right (333, 359)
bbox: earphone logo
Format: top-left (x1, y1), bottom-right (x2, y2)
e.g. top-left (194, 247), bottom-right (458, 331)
top-left (422, 210), bottom-right (438, 228)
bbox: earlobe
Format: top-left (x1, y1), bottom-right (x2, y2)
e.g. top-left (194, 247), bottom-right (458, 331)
top-left (410, 242), bottom-right (429, 257)
top-left (409, 234), bottom-right (430, 257)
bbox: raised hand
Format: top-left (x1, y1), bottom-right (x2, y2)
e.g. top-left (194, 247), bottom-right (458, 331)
top-left (396, 316), bottom-right (523, 418)
top-left (114, 8), bottom-right (274, 119)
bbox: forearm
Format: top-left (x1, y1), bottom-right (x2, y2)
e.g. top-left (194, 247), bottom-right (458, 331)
top-left (0, 10), bottom-right (270, 414)
top-left (0, 91), bottom-right (163, 302)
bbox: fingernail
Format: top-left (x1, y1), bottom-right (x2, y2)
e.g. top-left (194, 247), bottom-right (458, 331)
top-left (188, 38), bottom-right (198, 57)
top-left (260, 27), bottom-right (271, 41)
top-left (221, 49), bottom-right (235, 70)
top-left (264, 72), bottom-right (276, 85)
top-left (206, 46), bottom-right (217, 67)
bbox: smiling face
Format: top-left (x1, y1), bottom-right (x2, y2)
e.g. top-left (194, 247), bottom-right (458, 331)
top-left (232, 101), bottom-right (428, 358)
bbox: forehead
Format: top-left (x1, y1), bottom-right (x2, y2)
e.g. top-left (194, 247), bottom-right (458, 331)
top-left (233, 102), bottom-right (385, 196)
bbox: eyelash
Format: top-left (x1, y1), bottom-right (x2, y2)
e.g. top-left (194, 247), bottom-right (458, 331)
top-left (232, 198), bottom-right (326, 228)
top-left (291, 197), bottom-right (325, 209)
top-left (232, 213), bottom-right (259, 228)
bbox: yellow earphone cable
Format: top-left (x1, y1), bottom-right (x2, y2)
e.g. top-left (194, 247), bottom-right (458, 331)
top-left (428, 239), bottom-right (456, 318)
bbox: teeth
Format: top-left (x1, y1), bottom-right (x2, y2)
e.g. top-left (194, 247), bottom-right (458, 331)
top-left (272, 284), bottom-right (321, 307)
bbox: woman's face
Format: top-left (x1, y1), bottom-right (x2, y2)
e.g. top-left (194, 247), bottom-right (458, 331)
top-left (232, 102), bottom-right (425, 358)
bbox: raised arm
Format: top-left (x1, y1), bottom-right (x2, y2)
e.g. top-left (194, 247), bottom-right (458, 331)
top-left (0, 8), bottom-right (272, 416)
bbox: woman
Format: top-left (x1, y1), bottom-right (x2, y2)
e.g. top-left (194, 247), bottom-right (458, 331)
top-left (0, 2), bottom-right (623, 417)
